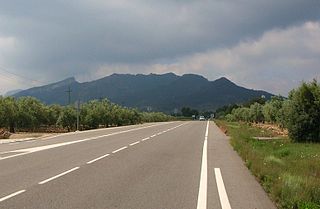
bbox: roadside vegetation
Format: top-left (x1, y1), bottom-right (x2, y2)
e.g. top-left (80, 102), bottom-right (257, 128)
top-left (0, 97), bottom-right (173, 136)
top-left (215, 120), bottom-right (320, 209)
top-left (215, 80), bottom-right (320, 209)
top-left (216, 80), bottom-right (320, 143)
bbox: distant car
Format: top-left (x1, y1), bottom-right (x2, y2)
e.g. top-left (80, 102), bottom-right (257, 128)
top-left (199, 116), bottom-right (205, 121)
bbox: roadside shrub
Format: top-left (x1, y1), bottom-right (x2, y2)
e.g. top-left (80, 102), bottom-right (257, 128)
top-left (286, 80), bottom-right (320, 142)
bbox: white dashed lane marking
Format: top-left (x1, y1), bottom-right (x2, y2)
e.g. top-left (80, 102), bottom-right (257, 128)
top-left (0, 122), bottom-right (189, 204)
top-left (0, 190), bottom-right (26, 202)
top-left (38, 167), bottom-right (80, 185)
top-left (129, 141), bottom-right (140, 146)
top-left (112, 146), bottom-right (128, 154)
top-left (86, 154), bottom-right (110, 164)
top-left (142, 137), bottom-right (150, 141)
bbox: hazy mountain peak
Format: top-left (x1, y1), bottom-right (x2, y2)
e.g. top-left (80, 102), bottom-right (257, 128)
top-left (13, 72), bottom-right (273, 110)
top-left (213, 77), bottom-right (236, 85)
top-left (4, 89), bottom-right (23, 96)
top-left (181, 74), bottom-right (208, 81)
top-left (47, 77), bottom-right (77, 88)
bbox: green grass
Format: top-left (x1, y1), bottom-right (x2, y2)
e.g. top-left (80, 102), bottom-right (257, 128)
top-left (215, 120), bottom-right (320, 209)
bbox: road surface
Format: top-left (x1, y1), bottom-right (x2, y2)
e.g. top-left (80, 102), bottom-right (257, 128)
top-left (0, 121), bottom-right (276, 209)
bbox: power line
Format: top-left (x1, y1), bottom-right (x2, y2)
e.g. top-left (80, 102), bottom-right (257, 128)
top-left (0, 71), bottom-right (29, 86)
top-left (0, 66), bottom-right (46, 85)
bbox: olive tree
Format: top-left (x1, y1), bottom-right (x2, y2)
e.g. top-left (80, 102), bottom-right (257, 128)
top-left (0, 97), bottom-right (18, 132)
top-left (286, 80), bottom-right (320, 142)
top-left (57, 106), bottom-right (77, 132)
top-left (16, 97), bottom-right (47, 130)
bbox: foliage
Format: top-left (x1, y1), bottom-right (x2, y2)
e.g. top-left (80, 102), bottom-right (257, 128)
top-left (214, 104), bottom-right (240, 119)
top-left (56, 106), bottom-right (77, 131)
top-left (242, 97), bottom-right (267, 107)
top-left (16, 97), bottom-right (47, 130)
top-left (249, 102), bottom-right (264, 123)
top-left (141, 112), bottom-right (173, 122)
top-left (262, 96), bottom-right (284, 123)
top-left (286, 80), bottom-right (320, 142)
top-left (216, 79), bottom-right (320, 143)
top-left (181, 107), bottom-right (199, 117)
top-left (0, 96), bottom-right (18, 132)
top-left (215, 120), bottom-right (320, 209)
top-left (46, 104), bottom-right (63, 126)
top-left (0, 96), bottom-right (173, 133)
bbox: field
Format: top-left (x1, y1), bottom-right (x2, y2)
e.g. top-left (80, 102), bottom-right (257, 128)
top-left (215, 120), bottom-right (320, 209)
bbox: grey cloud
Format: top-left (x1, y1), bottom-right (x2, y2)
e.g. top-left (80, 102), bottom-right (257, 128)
top-left (0, 0), bottom-right (319, 94)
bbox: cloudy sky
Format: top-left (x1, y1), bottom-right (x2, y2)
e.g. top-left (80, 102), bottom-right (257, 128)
top-left (0, 0), bottom-right (319, 95)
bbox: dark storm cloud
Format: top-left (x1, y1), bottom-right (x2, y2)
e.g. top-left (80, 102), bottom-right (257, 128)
top-left (0, 0), bottom-right (319, 94)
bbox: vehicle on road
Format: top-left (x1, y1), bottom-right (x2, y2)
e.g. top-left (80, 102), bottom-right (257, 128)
top-left (199, 116), bottom-right (205, 121)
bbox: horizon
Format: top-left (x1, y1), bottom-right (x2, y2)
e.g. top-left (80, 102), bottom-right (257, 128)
top-left (2, 72), bottom-right (278, 97)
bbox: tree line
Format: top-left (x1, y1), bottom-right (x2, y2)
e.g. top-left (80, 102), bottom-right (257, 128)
top-left (215, 80), bottom-right (320, 142)
top-left (0, 97), bottom-right (173, 133)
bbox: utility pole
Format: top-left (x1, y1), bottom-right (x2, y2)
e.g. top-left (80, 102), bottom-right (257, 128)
top-left (65, 86), bottom-right (72, 105)
top-left (76, 99), bottom-right (80, 131)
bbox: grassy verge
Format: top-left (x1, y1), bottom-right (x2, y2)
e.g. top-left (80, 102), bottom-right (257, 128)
top-left (215, 120), bottom-right (320, 209)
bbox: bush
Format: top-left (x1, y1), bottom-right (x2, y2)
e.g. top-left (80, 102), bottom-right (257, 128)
top-left (286, 80), bottom-right (320, 142)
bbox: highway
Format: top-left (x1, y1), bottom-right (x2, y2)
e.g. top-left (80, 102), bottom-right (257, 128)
top-left (0, 121), bottom-right (276, 209)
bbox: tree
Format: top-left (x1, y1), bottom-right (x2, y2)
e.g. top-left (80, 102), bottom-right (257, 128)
top-left (57, 106), bottom-right (77, 132)
top-left (277, 100), bottom-right (291, 128)
top-left (16, 97), bottom-right (47, 130)
top-left (46, 104), bottom-right (63, 126)
top-left (243, 97), bottom-right (266, 107)
top-left (99, 99), bottom-right (113, 127)
top-left (81, 100), bottom-right (103, 129)
top-left (214, 104), bottom-right (240, 119)
top-left (286, 80), bottom-right (320, 142)
top-left (249, 103), bottom-right (264, 123)
top-left (0, 97), bottom-right (18, 132)
top-left (181, 107), bottom-right (199, 117)
top-left (262, 96), bottom-right (284, 123)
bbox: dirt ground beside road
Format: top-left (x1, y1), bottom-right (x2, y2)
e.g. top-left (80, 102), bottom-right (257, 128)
top-left (8, 132), bottom-right (58, 140)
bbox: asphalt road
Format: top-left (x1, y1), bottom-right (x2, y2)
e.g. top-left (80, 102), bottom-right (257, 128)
top-left (0, 121), bottom-right (276, 209)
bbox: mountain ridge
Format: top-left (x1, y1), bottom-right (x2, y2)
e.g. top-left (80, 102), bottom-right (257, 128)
top-left (13, 73), bottom-right (273, 112)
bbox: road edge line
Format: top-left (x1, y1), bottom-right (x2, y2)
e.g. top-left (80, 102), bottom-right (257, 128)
top-left (196, 120), bottom-right (209, 209)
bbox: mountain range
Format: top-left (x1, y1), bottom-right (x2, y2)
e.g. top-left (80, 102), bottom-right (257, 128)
top-left (12, 73), bottom-right (273, 112)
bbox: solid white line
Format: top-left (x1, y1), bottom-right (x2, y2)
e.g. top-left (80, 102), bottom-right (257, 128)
top-left (196, 121), bottom-right (209, 209)
top-left (215, 168), bottom-right (232, 209)
top-left (38, 167), bottom-right (80, 185)
top-left (0, 123), bottom-right (171, 161)
top-left (141, 137), bottom-right (150, 141)
top-left (0, 190), bottom-right (26, 202)
top-left (205, 123), bottom-right (209, 138)
top-left (112, 146), bottom-right (127, 153)
top-left (150, 134), bottom-right (157, 138)
top-left (40, 122), bottom-right (174, 141)
top-left (129, 141), bottom-right (140, 146)
top-left (86, 154), bottom-right (110, 164)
